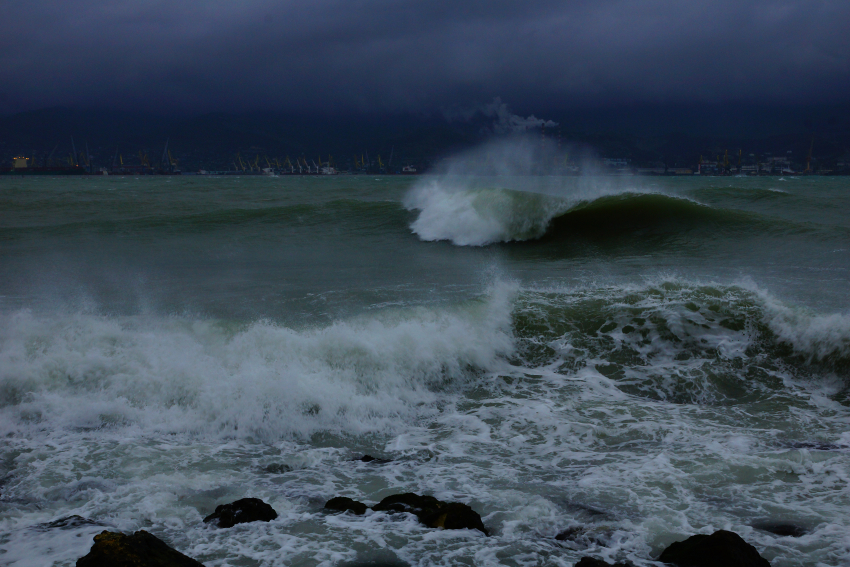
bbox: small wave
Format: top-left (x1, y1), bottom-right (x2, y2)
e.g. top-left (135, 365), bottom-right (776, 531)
top-left (511, 280), bottom-right (850, 404)
top-left (691, 185), bottom-right (791, 199)
top-left (0, 199), bottom-right (407, 237)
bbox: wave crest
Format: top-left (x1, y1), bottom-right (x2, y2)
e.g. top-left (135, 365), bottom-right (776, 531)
top-left (404, 181), bottom-right (572, 245)
top-left (0, 285), bottom-right (517, 441)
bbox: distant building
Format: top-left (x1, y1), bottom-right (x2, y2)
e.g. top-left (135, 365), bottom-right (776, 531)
top-left (604, 158), bottom-right (630, 169)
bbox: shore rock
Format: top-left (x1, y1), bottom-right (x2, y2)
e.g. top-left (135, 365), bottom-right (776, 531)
top-left (202, 498), bottom-right (278, 528)
top-left (325, 497), bottom-right (368, 515)
top-left (76, 530), bottom-right (204, 567)
top-left (751, 522), bottom-right (807, 537)
top-left (658, 530), bottom-right (770, 566)
top-left (372, 493), bottom-right (487, 535)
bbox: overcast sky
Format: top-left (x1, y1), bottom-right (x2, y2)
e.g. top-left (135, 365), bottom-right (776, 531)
top-left (2, 0), bottom-right (848, 115)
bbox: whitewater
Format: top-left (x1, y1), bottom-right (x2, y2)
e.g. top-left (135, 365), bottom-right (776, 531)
top-left (1, 165), bottom-right (849, 566)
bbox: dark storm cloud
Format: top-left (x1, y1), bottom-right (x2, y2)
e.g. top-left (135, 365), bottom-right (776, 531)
top-left (1, 0), bottom-right (848, 113)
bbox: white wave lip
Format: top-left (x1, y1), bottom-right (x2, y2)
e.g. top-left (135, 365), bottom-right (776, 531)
top-left (759, 291), bottom-right (850, 363)
top-left (0, 285), bottom-right (517, 441)
top-left (404, 180), bottom-right (572, 246)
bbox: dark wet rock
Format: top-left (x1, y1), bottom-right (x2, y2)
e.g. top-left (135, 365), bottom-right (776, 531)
top-left (556, 526), bottom-right (585, 541)
top-left (372, 493), bottom-right (487, 535)
top-left (372, 493), bottom-right (443, 515)
top-left (426, 502), bottom-right (487, 533)
top-left (562, 501), bottom-right (608, 518)
top-left (76, 530), bottom-right (204, 567)
top-left (555, 526), bottom-right (609, 547)
top-left (37, 515), bottom-right (101, 531)
top-left (202, 497), bottom-right (278, 528)
top-left (325, 496), bottom-right (368, 515)
top-left (353, 455), bottom-right (392, 464)
top-left (575, 558), bottom-right (633, 567)
top-left (263, 463), bottom-right (293, 474)
top-left (752, 522), bottom-right (807, 537)
top-left (658, 530), bottom-right (770, 566)
top-left (787, 441), bottom-right (843, 451)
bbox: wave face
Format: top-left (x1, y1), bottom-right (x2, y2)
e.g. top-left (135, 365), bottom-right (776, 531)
top-left (405, 180), bottom-right (848, 246)
top-left (405, 181), bottom-right (760, 246)
top-left (403, 174), bottom-right (655, 246)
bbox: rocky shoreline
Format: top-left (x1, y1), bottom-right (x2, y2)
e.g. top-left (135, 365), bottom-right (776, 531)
top-left (73, 489), bottom-right (779, 567)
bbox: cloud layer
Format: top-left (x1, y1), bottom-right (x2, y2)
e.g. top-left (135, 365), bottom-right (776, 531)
top-left (2, 0), bottom-right (848, 113)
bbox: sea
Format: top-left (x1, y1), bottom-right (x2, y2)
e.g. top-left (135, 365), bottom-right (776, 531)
top-left (1, 148), bottom-right (849, 566)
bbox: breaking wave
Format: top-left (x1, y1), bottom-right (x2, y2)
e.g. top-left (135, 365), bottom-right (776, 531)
top-left (2, 279), bottom-right (848, 448)
top-left (512, 280), bottom-right (850, 405)
top-left (0, 284), bottom-right (517, 442)
top-left (404, 181), bottom-right (818, 246)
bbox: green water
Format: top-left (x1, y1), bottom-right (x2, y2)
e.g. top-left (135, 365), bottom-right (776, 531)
top-left (0, 173), bottom-right (848, 566)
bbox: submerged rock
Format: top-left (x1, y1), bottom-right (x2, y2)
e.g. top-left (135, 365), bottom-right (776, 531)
top-left (202, 498), bottom-right (278, 528)
top-left (555, 526), bottom-right (609, 547)
top-left (36, 515), bottom-right (101, 531)
top-left (353, 455), bottom-right (392, 464)
top-left (263, 463), bottom-right (293, 474)
top-left (325, 496), bottom-right (368, 515)
top-left (76, 530), bottom-right (204, 567)
top-left (658, 530), bottom-right (770, 566)
top-left (788, 441), bottom-right (841, 451)
top-left (372, 493), bottom-right (487, 535)
top-left (752, 522), bottom-right (807, 537)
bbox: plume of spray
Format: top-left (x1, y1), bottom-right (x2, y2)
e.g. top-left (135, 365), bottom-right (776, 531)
top-left (404, 135), bottom-right (642, 246)
top-left (444, 97), bottom-right (559, 135)
top-left (479, 97), bottom-right (559, 134)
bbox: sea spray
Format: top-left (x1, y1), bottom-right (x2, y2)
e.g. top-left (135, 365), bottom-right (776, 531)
top-left (405, 182), bottom-right (571, 245)
top-left (404, 137), bottom-right (656, 245)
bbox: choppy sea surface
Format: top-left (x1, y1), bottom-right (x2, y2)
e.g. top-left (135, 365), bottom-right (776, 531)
top-left (0, 169), bottom-right (849, 566)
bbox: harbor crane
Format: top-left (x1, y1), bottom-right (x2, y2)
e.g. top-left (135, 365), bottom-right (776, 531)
top-left (160, 139), bottom-right (170, 170)
top-left (804, 138), bottom-right (814, 174)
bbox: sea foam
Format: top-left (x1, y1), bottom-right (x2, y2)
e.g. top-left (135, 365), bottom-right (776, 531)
top-left (0, 285), bottom-right (517, 442)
